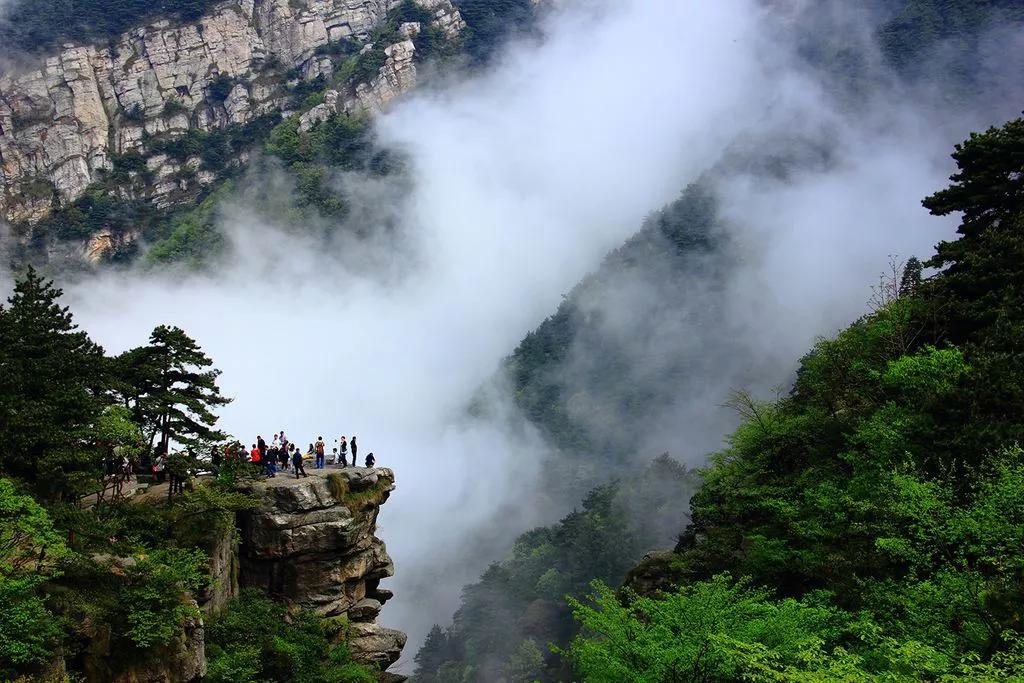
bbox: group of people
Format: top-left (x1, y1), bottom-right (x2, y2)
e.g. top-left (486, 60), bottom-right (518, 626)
top-left (246, 432), bottom-right (376, 479)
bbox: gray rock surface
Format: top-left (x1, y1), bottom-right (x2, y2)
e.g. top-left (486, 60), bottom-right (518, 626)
top-left (238, 467), bottom-right (406, 670)
top-left (0, 0), bottom-right (463, 229)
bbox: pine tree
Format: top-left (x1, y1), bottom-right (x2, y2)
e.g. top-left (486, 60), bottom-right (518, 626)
top-left (114, 325), bottom-right (230, 456)
top-left (921, 115), bottom-right (1024, 451)
top-left (413, 624), bottom-right (454, 682)
top-left (0, 268), bottom-right (107, 501)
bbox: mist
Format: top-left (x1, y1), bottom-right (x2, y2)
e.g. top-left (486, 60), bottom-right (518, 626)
top-left (22, 0), bottom-right (1010, 671)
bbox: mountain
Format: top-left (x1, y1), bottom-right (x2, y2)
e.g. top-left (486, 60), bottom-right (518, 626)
top-left (564, 114), bottom-right (1024, 681)
top-left (0, 0), bottom-right (538, 269)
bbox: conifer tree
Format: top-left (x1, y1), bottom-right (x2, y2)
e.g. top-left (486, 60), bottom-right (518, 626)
top-left (0, 268), bottom-right (106, 501)
top-left (114, 325), bottom-right (231, 456)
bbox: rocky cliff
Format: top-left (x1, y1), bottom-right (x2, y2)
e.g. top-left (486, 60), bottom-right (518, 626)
top-left (238, 467), bottom-right (406, 671)
top-left (0, 0), bottom-right (463, 225)
top-left (79, 468), bottom-right (405, 682)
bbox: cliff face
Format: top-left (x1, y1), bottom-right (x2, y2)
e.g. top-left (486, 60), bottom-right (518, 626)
top-left (0, 0), bottom-right (463, 225)
top-left (81, 468), bottom-right (404, 682)
top-left (239, 467), bottom-right (405, 671)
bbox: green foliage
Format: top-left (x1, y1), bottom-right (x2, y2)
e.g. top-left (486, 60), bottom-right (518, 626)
top-left (877, 0), bottom-right (1024, 87)
top-left (95, 405), bottom-right (145, 457)
top-left (414, 455), bottom-right (698, 682)
top-left (207, 73), bottom-right (235, 104)
top-left (119, 547), bottom-right (208, 649)
top-left (0, 479), bottom-right (68, 678)
top-left (565, 576), bottom-right (851, 682)
top-left (112, 324), bottom-right (231, 454)
top-left (325, 472), bottom-right (393, 513)
top-left (452, 0), bottom-right (538, 66)
top-left (0, 0), bottom-right (220, 55)
top-left (144, 180), bottom-right (232, 266)
top-left (206, 589), bottom-right (376, 683)
top-left (505, 182), bottom-right (722, 459)
top-left (560, 116), bottom-right (1024, 682)
top-left (162, 98), bottom-right (188, 117)
top-left (0, 269), bottom-right (107, 501)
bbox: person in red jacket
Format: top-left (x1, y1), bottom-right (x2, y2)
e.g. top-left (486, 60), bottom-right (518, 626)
top-left (250, 443), bottom-right (261, 463)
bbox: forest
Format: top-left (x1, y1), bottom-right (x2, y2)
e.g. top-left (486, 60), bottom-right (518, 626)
top-left (415, 116), bottom-right (1024, 681)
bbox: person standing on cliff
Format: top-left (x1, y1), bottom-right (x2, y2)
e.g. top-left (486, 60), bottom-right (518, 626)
top-left (339, 435), bottom-right (348, 467)
top-left (315, 436), bottom-right (326, 469)
top-left (279, 445), bottom-right (289, 471)
top-left (350, 436), bottom-right (357, 466)
top-left (264, 446), bottom-right (277, 478)
top-left (257, 435), bottom-right (267, 459)
top-left (292, 444), bottom-right (308, 478)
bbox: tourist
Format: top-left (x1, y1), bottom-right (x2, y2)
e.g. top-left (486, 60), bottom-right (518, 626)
top-left (350, 436), bottom-right (357, 465)
top-left (339, 435), bottom-right (348, 467)
top-left (279, 445), bottom-right (289, 471)
top-left (365, 452), bottom-right (375, 469)
top-left (292, 444), bottom-right (308, 478)
top-left (315, 436), bottom-right (326, 469)
top-left (264, 447), bottom-right (277, 478)
top-left (153, 450), bottom-right (166, 484)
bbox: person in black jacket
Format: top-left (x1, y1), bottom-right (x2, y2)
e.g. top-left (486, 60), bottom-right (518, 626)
top-left (291, 444), bottom-right (308, 478)
top-left (350, 436), bottom-right (358, 465)
top-left (365, 452), bottom-right (375, 468)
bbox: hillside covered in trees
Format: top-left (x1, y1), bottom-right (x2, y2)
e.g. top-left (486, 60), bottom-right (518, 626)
top-left (449, 115), bottom-right (1024, 681)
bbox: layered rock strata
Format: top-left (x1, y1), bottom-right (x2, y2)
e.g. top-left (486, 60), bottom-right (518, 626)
top-left (0, 0), bottom-right (463, 224)
top-left (239, 467), bottom-right (406, 671)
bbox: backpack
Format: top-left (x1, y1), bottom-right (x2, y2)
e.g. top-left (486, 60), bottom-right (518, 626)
top-left (316, 441), bottom-right (324, 455)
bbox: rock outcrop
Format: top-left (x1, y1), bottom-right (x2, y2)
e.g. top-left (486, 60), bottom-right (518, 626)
top-left (0, 0), bottom-right (463, 225)
top-left (239, 467), bottom-right (406, 671)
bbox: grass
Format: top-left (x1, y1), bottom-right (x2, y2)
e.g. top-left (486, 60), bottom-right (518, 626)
top-left (325, 472), bottom-right (392, 514)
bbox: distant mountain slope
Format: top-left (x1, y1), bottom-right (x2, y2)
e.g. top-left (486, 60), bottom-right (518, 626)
top-left (501, 0), bottom-right (1021, 472)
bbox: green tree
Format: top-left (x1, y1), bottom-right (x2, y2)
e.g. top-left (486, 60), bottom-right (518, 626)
top-left (114, 325), bottom-right (230, 457)
top-left (0, 268), bottom-right (107, 501)
top-left (0, 478), bottom-right (69, 678)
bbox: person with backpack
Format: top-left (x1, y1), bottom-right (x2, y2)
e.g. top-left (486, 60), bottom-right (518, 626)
top-left (315, 436), bottom-right (326, 469)
top-left (350, 436), bottom-right (357, 466)
top-left (292, 444), bottom-right (308, 478)
top-left (365, 452), bottom-right (375, 468)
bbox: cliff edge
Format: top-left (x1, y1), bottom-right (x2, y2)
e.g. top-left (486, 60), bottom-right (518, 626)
top-left (238, 467), bottom-right (406, 671)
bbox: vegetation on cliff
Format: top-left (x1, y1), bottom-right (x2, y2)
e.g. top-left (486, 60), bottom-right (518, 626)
top-left (413, 455), bottom-right (699, 682)
top-left (0, 0), bottom-right (219, 55)
top-left (0, 271), bottom-right (376, 681)
top-left (557, 116), bottom-right (1024, 680)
